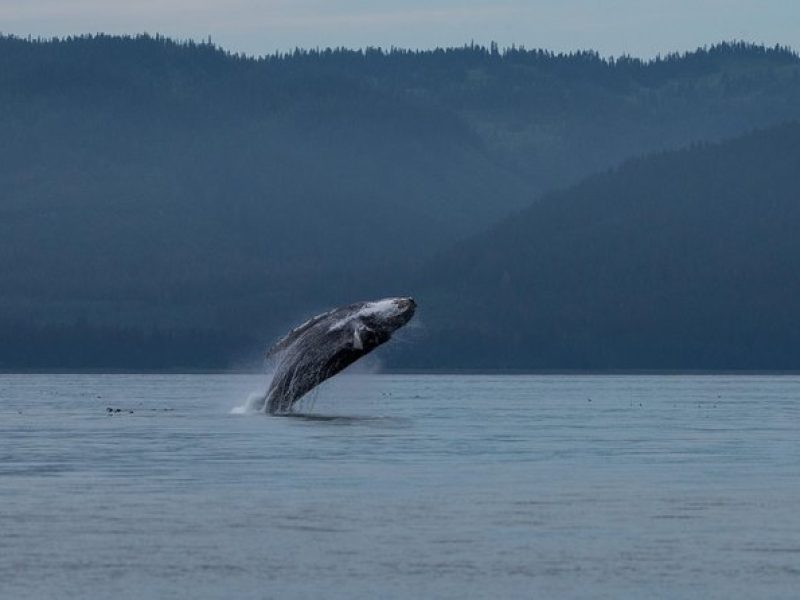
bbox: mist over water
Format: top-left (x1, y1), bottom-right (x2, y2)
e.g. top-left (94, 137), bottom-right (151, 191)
top-left (2, 374), bottom-right (800, 599)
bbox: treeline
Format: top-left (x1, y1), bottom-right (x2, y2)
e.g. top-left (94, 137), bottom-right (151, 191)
top-left (3, 34), bottom-right (793, 70)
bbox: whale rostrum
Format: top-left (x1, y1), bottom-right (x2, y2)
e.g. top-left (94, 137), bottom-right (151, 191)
top-left (261, 297), bottom-right (416, 414)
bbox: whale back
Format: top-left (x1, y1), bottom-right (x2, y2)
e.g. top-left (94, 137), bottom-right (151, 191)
top-left (265, 304), bottom-right (356, 359)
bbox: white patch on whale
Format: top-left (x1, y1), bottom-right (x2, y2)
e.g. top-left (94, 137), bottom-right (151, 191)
top-left (353, 325), bottom-right (364, 350)
top-left (328, 298), bottom-right (404, 331)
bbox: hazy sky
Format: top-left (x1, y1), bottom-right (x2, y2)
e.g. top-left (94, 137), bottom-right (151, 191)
top-left (1, 0), bottom-right (799, 58)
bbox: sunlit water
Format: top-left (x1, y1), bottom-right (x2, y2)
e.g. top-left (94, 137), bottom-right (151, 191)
top-left (1, 374), bottom-right (799, 599)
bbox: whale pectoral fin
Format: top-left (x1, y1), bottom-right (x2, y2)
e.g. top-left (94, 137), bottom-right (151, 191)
top-left (352, 325), bottom-right (364, 350)
top-left (352, 323), bottom-right (374, 350)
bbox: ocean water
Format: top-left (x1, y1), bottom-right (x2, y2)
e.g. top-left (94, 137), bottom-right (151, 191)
top-left (1, 374), bottom-right (799, 599)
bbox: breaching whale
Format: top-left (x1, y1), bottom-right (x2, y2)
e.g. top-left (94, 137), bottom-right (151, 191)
top-left (260, 297), bottom-right (416, 414)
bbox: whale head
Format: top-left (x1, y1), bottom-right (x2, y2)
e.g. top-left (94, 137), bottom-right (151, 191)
top-left (327, 297), bottom-right (416, 350)
top-left (340, 296), bottom-right (415, 354)
top-left (358, 297), bottom-right (416, 331)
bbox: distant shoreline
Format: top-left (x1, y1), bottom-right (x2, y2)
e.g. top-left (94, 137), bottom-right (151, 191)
top-left (2, 369), bottom-right (800, 376)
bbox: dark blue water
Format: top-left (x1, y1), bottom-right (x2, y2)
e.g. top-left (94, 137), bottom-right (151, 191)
top-left (1, 374), bottom-right (799, 598)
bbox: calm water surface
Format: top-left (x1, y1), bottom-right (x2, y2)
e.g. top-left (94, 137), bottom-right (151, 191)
top-left (1, 374), bottom-right (799, 599)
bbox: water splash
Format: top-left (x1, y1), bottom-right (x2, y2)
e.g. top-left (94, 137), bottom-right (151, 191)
top-left (230, 368), bottom-right (275, 414)
top-left (230, 390), bottom-right (268, 414)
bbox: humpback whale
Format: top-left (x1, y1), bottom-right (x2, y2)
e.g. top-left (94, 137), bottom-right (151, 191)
top-left (261, 297), bottom-right (416, 414)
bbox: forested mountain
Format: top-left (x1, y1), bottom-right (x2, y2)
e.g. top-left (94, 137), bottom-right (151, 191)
top-left (2, 35), bottom-right (800, 368)
top-left (405, 122), bottom-right (800, 370)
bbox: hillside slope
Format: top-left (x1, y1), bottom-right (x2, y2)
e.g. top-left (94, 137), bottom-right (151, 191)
top-left (4, 36), bottom-right (800, 367)
top-left (408, 123), bottom-right (800, 370)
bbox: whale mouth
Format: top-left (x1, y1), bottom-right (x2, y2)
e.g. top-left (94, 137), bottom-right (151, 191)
top-left (327, 297), bottom-right (415, 331)
top-left (398, 297), bottom-right (416, 312)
